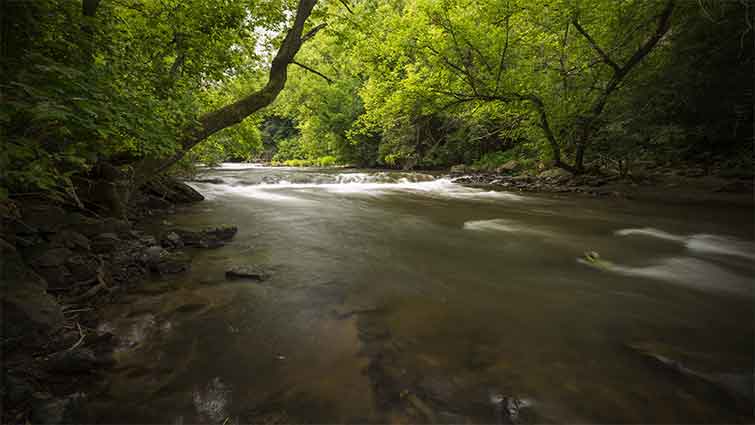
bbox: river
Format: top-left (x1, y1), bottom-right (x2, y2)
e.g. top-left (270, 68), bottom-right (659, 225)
top-left (89, 165), bottom-right (754, 423)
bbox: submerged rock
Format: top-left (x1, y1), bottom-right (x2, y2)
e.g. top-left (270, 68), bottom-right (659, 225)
top-left (225, 265), bottom-right (270, 281)
top-left (141, 246), bottom-right (190, 275)
top-left (160, 231), bottom-right (183, 249)
top-left (172, 225), bottom-right (238, 248)
top-left (627, 341), bottom-right (753, 411)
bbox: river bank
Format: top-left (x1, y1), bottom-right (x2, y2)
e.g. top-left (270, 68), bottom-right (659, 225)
top-left (2, 165), bottom-right (752, 423)
top-left (0, 177), bottom-right (242, 423)
top-left (451, 168), bottom-right (753, 207)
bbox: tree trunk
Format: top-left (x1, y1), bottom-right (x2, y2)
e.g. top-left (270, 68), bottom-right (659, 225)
top-left (566, 0), bottom-right (675, 173)
top-left (134, 0), bottom-right (323, 186)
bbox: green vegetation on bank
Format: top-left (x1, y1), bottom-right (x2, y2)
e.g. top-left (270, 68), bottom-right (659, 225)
top-left (2, 0), bottom-right (752, 203)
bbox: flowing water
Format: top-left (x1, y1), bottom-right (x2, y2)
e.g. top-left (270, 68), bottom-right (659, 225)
top-left (90, 165), bottom-right (754, 423)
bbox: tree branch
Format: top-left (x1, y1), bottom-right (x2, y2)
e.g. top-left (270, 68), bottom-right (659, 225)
top-left (134, 0), bottom-right (321, 184)
top-left (302, 22), bottom-right (327, 42)
top-left (337, 0), bottom-right (354, 14)
top-left (571, 19), bottom-right (621, 73)
top-left (292, 60), bottom-right (333, 83)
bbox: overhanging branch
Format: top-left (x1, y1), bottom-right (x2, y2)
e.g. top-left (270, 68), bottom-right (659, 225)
top-left (292, 61), bottom-right (333, 83)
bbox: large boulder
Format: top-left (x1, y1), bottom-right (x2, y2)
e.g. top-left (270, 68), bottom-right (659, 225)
top-left (142, 175), bottom-right (204, 204)
top-left (496, 160), bottom-right (520, 174)
top-left (50, 230), bottom-right (91, 251)
top-left (1, 242), bottom-right (64, 342)
top-left (538, 168), bottom-right (573, 183)
top-left (24, 246), bottom-right (74, 288)
top-left (19, 204), bottom-right (69, 234)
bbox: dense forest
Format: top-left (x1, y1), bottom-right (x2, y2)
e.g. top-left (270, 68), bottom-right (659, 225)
top-left (2, 0), bottom-right (752, 204)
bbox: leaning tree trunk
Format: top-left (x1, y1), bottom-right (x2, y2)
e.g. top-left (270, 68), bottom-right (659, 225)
top-left (133, 0), bottom-right (323, 187)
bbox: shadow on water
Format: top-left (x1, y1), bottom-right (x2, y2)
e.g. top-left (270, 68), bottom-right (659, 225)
top-left (87, 165), bottom-right (754, 423)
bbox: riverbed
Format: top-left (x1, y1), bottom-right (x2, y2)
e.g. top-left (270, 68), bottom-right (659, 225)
top-left (89, 165), bottom-right (754, 423)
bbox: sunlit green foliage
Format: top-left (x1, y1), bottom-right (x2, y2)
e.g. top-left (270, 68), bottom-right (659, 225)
top-left (2, 0), bottom-right (750, 201)
top-left (271, 0), bottom-right (751, 172)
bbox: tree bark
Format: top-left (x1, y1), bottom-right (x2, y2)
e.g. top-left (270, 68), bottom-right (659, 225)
top-left (134, 0), bottom-right (323, 186)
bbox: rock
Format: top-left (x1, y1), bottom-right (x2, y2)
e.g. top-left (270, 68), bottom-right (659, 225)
top-left (4, 374), bottom-right (35, 404)
top-left (29, 392), bottom-right (87, 425)
top-left (450, 164), bottom-right (471, 174)
top-left (1, 282), bottom-right (64, 341)
top-left (67, 215), bottom-right (131, 237)
top-left (715, 181), bottom-right (753, 193)
top-left (29, 247), bottom-right (73, 268)
top-left (141, 246), bottom-right (168, 264)
top-left (225, 265), bottom-right (270, 281)
top-left (140, 194), bottom-right (173, 210)
top-left (91, 233), bottom-right (120, 253)
top-left (193, 178), bottom-right (225, 184)
top-left (512, 174), bottom-right (532, 184)
top-left (332, 303), bottom-right (382, 319)
top-left (417, 376), bottom-right (457, 404)
top-left (65, 254), bottom-right (100, 282)
top-left (538, 168), bottom-right (573, 183)
top-left (142, 175), bottom-right (204, 204)
top-left (20, 204), bottom-right (68, 233)
top-left (160, 231), bottom-right (183, 249)
top-left (46, 348), bottom-right (102, 373)
top-left (141, 246), bottom-right (190, 274)
top-left (50, 230), bottom-right (90, 251)
top-left (172, 225), bottom-right (237, 248)
top-left (496, 160), bottom-right (520, 174)
top-left (154, 251), bottom-right (191, 274)
top-left (31, 395), bottom-right (74, 425)
top-left (404, 392), bottom-right (437, 423)
top-left (138, 234), bottom-right (158, 247)
top-left (627, 342), bottom-right (753, 411)
top-left (23, 246), bottom-right (74, 287)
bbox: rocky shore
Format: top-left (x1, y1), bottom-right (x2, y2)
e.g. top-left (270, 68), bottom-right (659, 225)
top-left (0, 177), bottom-right (238, 424)
top-left (450, 163), bottom-right (753, 206)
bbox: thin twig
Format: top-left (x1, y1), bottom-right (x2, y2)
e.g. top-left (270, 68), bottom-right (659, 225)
top-left (68, 322), bottom-right (86, 351)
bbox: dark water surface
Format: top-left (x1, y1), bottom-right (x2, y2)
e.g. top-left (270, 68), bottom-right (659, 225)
top-left (90, 165), bottom-right (754, 423)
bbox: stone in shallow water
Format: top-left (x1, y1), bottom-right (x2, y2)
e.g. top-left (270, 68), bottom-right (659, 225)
top-left (225, 265), bottom-right (270, 281)
top-left (172, 225), bottom-right (238, 248)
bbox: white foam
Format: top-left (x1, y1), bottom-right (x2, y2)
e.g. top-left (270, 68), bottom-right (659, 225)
top-left (463, 218), bottom-right (553, 237)
top-left (191, 176), bottom-right (528, 203)
top-left (616, 227), bottom-right (755, 260)
top-left (579, 256), bottom-right (753, 297)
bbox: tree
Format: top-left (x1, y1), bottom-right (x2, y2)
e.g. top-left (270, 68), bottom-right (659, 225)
top-left (407, 0), bottom-right (675, 173)
top-left (133, 0), bottom-right (326, 184)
